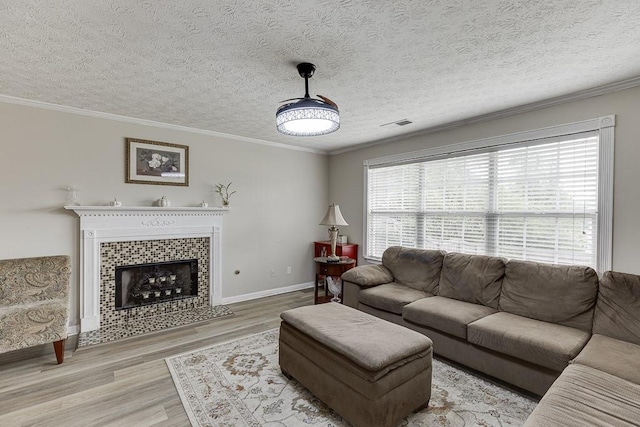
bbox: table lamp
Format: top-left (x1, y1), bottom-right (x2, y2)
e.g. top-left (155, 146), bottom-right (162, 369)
top-left (319, 204), bottom-right (349, 262)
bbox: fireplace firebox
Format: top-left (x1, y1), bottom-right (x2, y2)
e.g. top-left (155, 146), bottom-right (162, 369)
top-left (115, 259), bottom-right (198, 310)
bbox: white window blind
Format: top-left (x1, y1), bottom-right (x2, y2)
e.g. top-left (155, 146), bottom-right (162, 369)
top-left (367, 131), bottom-right (604, 269)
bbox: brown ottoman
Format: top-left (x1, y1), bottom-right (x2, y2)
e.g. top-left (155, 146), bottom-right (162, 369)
top-left (279, 303), bottom-right (432, 427)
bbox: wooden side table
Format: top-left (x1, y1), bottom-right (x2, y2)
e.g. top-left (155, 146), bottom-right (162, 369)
top-left (314, 241), bottom-right (358, 264)
top-left (314, 257), bottom-right (356, 304)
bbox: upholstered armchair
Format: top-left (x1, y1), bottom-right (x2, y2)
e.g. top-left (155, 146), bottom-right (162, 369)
top-left (0, 255), bottom-right (71, 364)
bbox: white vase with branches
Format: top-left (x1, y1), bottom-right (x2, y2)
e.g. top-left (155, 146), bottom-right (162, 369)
top-left (215, 182), bottom-right (236, 206)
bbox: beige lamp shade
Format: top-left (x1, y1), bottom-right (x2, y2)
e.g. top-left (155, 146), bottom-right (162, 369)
top-left (319, 204), bottom-right (348, 226)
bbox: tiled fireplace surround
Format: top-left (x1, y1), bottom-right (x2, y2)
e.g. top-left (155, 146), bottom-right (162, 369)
top-left (66, 206), bottom-right (226, 345)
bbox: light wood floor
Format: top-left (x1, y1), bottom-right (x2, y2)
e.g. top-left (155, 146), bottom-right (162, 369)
top-left (0, 289), bottom-right (314, 427)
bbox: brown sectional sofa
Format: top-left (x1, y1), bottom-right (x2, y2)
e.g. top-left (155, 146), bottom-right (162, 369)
top-left (342, 246), bottom-right (640, 424)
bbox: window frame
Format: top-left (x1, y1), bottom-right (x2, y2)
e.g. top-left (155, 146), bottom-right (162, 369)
top-left (363, 115), bottom-right (615, 272)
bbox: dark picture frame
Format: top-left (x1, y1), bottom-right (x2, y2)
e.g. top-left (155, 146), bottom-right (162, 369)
top-left (125, 138), bottom-right (189, 186)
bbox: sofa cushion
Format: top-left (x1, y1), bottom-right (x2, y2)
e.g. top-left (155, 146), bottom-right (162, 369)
top-left (381, 246), bottom-right (444, 294)
top-left (438, 252), bottom-right (505, 309)
top-left (403, 296), bottom-right (497, 339)
top-left (593, 270), bottom-right (640, 346)
top-left (341, 264), bottom-right (393, 288)
top-left (499, 260), bottom-right (598, 332)
top-left (467, 312), bottom-right (590, 371)
top-left (572, 334), bottom-right (640, 385)
top-left (359, 283), bottom-right (432, 315)
top-left (523, 364), bottom-right (640, 427)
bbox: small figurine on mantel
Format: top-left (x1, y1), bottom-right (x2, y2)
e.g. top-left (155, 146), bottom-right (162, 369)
top-left (158, 196), bottom-right (171, 207)
top-left (66, 185), bottom-right (80, 206)
top-left (215, 182), bottom-right (236, 207)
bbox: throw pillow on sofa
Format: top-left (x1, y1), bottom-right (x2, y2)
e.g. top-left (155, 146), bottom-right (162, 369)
top-left (438, 252), bottom-right (505, 309)
top-left (593, 270), bottom-right (640, 345)
top-left (381, 246), bottom-right (444, 294)
top-left (498, 260), bottom-right (598, 332)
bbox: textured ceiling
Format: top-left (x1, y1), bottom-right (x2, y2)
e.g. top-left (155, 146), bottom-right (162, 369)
top-left (1, 1), bottom-right (640, 153)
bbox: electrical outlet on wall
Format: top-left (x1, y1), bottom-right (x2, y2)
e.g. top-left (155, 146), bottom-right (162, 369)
top-left (287, 266), bottom-right (292, 275)
top-left (270, 269), bottom-right (276, 277)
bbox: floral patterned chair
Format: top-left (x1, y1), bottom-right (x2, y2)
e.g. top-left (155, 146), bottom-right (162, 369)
top-left (0, 255), bottom-right (71, 364)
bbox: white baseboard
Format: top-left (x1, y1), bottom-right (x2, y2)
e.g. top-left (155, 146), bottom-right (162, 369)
top-left (221, 281), bottom-right (314, 305)
top-left (67, 324), bottom-right (80, 336)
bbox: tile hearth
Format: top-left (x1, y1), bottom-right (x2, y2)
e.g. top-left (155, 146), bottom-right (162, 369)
top-left (77, 305), bottom-right (233, 347)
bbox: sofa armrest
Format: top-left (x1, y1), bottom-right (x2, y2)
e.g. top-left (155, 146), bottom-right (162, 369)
top-left (341, 264), bottom-right (394, 288)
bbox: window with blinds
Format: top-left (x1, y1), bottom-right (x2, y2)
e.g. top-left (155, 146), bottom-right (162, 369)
top-left (366, 131), bottom-right (603, 269)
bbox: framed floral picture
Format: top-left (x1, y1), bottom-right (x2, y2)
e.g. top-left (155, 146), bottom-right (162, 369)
top-left (125, 138), bottom-right (189, 186)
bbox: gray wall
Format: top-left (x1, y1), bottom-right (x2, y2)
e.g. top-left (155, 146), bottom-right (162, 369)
top-left (0, 101), bottom-right (329, 331)
top-left (329, 85), bottom-right (640, 274)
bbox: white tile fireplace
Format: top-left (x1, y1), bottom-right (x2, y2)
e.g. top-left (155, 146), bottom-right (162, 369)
top-left (65, 206), bottom-right (225, 339)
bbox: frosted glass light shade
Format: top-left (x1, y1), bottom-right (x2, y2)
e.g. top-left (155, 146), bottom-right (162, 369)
top-left (276, 99), bottom-right (339, 136)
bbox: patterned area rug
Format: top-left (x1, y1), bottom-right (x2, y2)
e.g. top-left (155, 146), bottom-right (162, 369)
top-left (166, 329), bottom-right (537, 426)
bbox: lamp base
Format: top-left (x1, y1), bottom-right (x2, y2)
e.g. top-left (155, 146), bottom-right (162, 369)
top-left (326, 254), bottom-right (340, 263)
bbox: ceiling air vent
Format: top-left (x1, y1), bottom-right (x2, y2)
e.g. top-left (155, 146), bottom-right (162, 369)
top-left (380, 119), bottom-right (413, 127)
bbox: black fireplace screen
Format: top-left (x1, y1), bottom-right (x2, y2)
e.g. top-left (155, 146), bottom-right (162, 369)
top-left (115, 259), bottom-right (198, 310)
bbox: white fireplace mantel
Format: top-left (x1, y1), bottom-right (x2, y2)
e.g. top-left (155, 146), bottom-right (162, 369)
top-left (65, 206), bottom-right (226, 333)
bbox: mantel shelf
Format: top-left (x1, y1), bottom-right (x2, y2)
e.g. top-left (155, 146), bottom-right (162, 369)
top-left (64, 205), bottom-right (229, 213)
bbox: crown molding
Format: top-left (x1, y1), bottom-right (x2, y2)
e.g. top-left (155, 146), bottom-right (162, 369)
top-left (330, 75), bottom-right (640, 155)
top-left (0, 94), bottom-right (326, 155)
top-left (4, 74), bottom-right (639, 158)
top-left (364, 115), bottom-right (611, 167)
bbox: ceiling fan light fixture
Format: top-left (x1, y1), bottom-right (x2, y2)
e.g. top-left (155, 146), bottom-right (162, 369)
top-left (276, 99), bottom-right (339, 136)
top-left (276, 63), bottom-right (340, 137)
